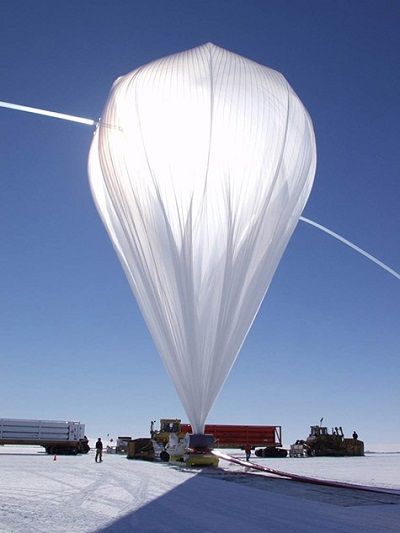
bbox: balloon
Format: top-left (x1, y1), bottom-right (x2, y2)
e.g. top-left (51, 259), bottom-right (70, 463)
top-left (88, 43), bottom-right (316, 433)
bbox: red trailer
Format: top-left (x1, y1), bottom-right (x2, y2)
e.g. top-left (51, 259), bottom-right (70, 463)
top-left (180, 423), bottom-right (287, 457)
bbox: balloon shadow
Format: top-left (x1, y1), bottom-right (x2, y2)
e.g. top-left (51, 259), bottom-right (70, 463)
top-left (96, 466), bottom-right (400, 533)
top-left (96, 472), bottom-right (270, 533)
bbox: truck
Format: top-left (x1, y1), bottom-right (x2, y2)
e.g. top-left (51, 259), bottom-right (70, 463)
top-left (0, 418), bottom-right (90, 455)
top-left (151, 419), bottom-right (287, 458)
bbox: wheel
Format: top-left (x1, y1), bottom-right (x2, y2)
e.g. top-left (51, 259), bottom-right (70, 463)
top-left (160, 451), bottom-right (170, 462)
top-left (82, 443), bottom-right (90, 454)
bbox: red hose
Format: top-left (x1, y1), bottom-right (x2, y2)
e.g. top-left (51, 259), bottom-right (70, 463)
top-left (212, 450), bottom-right (399, 496)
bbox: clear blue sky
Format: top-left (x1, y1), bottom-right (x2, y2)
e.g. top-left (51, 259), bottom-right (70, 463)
top-left (1, 1), bottom-right (399, 450)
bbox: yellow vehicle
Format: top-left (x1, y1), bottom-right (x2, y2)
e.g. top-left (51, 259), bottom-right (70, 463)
top-left (150, 419), bottom-right (186, 445)
top-left (127, 438), bottom-right (155, 461)
top-left (290, 423), bottom-right (364, 457)
top-left (150, 419), bottom-right (218, 467)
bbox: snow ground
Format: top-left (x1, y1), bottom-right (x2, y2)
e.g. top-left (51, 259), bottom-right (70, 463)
top-left (224, 451), bottom-right (400, 490)
top-left (0, 446), bottom-right (399, 532)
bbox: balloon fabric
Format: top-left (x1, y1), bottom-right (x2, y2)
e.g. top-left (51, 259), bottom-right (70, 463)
top-left (88, 43), bottom-right (316, 433)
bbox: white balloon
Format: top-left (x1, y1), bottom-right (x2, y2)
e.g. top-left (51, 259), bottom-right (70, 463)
top-left (88, 43), bottom-right (316, 433)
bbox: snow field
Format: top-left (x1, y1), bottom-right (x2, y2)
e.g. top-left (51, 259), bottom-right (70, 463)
top-left (0, 447), bottom-right (399, 532)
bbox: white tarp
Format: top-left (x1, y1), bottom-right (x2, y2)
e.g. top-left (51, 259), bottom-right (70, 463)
top-left (88, 43), bottom-right (316, 433)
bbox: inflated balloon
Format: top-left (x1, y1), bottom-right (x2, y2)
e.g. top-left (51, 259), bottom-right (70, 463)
top-left (88, 43), bottom-right (316, 433)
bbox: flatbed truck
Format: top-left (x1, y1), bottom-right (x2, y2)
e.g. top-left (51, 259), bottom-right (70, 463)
top-left (0, 418), bottom-right (90, 455)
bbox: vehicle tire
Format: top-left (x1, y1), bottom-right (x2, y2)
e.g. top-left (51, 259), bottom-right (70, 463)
top-left (160, 451), bottom-right (170, 462)
top-left (255, 447), bottom-right (288, 458)
top-left (81, 443), bottom-right (90, 454)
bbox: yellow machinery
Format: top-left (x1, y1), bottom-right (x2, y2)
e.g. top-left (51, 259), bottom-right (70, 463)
top-left (290, 424), bottom-right (364, 457)
top-left (184, 434), bottom-right (219, 467)
top-left (127, 438), bottom-right (155, 460)
top-left (150, 419), bottom-right (218, 467)
top-left (150, 419), bottom-right (186, 445)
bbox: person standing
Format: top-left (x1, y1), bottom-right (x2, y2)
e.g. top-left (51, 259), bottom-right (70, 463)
top-left (95, 438), bottom-right (103, 463)
top-left (245, 443), bottom-right (251, 462)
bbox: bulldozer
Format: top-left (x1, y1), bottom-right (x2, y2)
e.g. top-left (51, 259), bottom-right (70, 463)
top-left (290, 422), bottom-right (364, 457)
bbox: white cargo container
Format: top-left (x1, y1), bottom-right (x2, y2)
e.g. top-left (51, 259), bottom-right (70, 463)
top-left (0, 418), bottom-right (90, 455)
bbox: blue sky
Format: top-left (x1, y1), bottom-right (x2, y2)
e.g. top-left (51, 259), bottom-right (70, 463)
top-left (1, 1), bottom-right (399, 450)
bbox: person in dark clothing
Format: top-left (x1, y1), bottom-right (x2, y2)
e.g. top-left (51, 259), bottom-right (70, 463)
top-left (95, 438), bottom-right (103, 462)
top-left (245, 443), bottom-right (251, 461)
top-left (352, 431), bottom-right (358, 441)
